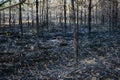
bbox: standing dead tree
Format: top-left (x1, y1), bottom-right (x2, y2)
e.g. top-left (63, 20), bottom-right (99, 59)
top-left (9, 0), bottom-right (11, 28)
top-left (88, 0), bottom-right (92, 34)
top-left (46, 0), bottom-right (49, 30)
top-left (0, 11), bottom-right (1, 27)
top-left (36, 0), bottom-right (39, 35)
top-left (71, 0), bottom-right (79, 65)
top-left (64, 0), bottom-right (67, 36)
top-left (19, 0), bottom-right (23, 37)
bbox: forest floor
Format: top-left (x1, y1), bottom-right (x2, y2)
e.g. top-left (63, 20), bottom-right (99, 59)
top-left (0, 27), bottom-right (120, 80)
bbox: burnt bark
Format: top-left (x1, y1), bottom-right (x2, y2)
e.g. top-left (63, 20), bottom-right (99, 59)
top-left (88, 0), bottom-right (92, 34)
top-left (36, 0), bottom-right (39, 34)
top-left (19, 0), bottom-right (23, 37)
top-left (0, 11), bottom-right (1, 27)
top-left (46, 0), bottom-right (49, 30)
top-left (64, 0), bottom-right (67, 36)
top-left (9, 0), bottom-right (11, 28)
top-left (71, 0), bottom-right (79, 65)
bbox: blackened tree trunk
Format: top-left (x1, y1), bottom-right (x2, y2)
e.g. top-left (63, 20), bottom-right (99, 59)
top-left (95, 6), bottom-right (98, 25)
top-left (19, 0), bottom-right (23, 37)
top-left (27, 0), bottom-right (30, 28)
top-left (41, 0), bottom-right (45, 35)
top-left (115, 1), bottom-right (118, 28)
top-left (0, 11), bottom-right (2, 27)
top-left (46, 0), bottom-right (49, 30)
top-left (88, 0), bottom-right (92, 34)
top-left (101, 14), bottom-right (105, 25)
top-left (109, 2), bottom-right (112, 31)
top-left (76, 0), bottom-right (79, 63)
top-left (36, 0), bottom-right (39, 34)
top-left (13, 14), bottom-right (15, 27)
top-left (27, 9), bottom-right (30, 28)
top-left (39, 1), bottom-right (43, 33)
top-left (71, 0), bottom-right (79, 65)
top-left (84, 9), bottom-right (87, 26)
top-left (39, 1), bottom-right (42, 24)
top-left (3, 10), bottom-right (5, 26)
top-left (9, 0), bottom-right (11, 28)
top-left (31, 5), bottom-right (34, 27)
top-left (42, 0), bottom-right (45, 24)
top-left (80, 10), bottom-right (83, 25)
top-left (59, 13), bottom-right (62, 27)
top-left (64, 0), bottom-right (67, 36)
top-left (112, 2), bottom-right (115, 29)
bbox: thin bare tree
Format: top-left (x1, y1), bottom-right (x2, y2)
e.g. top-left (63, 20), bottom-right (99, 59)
top-left (19, 0), bottom-right (23, 37)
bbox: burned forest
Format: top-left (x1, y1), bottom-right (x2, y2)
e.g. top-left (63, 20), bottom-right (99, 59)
top-left (0, 0), bottom-right (120, 80)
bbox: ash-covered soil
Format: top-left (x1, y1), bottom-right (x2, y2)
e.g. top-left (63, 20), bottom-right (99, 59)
top-left (0, 28), bottom-right (120, 80)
